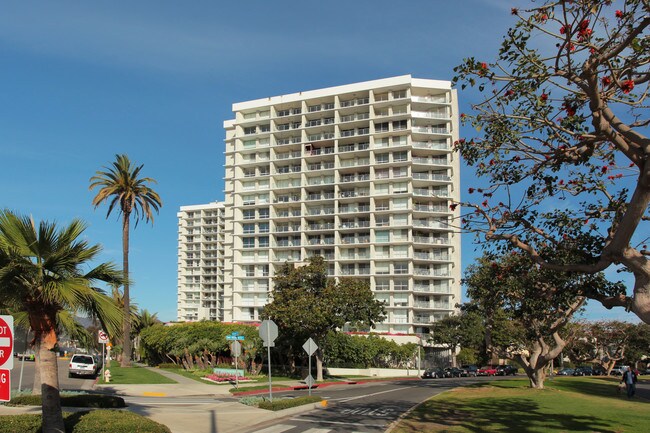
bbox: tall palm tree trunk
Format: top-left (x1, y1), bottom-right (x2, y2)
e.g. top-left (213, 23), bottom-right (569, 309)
top-left (121, 213), bottom-right (132, 367)
top-left (33, 311), bottom-right (65, 433)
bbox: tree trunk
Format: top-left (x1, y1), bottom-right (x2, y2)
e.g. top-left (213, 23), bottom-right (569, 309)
top-left (527, 368), bottom-right (546, 389)
top-left (121, 213), bottom-right (132, 367)
top-left (32, 349), bottom-right (41, 395)
top-left (34, 315), bottom-right (64, 433)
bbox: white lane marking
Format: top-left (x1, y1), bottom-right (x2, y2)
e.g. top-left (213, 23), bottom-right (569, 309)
top-left (302, 429), bottom-right (332, 433)
top-left (290, 418), bottom-right (386, 428)
top-left (333, 385), bottom-right (415, 403)
top-left (253, 425), bottom-right (295, 433)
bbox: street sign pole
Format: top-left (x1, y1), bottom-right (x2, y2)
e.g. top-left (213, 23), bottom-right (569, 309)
top-left (302, 338), bottom-right (318, 396)
top-left (267, 344), bottom-right (272, 401)
top-left (308, 353), bottom-right (312, 396)
top-left (259, 320), bottom-right (278, 402)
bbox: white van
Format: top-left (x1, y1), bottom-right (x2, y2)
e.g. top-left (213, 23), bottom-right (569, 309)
top-left (68, 354), bottom-right (99, 378)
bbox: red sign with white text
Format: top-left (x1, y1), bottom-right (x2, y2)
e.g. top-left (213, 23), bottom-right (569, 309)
top-left (0, 316), bottom-right (13, 370)
top-left (0, 370), bottom-right (10, 402)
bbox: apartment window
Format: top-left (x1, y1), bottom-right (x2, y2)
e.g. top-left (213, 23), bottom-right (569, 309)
top-left (394, 262), bottom-right (409, 274)
top-left (375, 154), bottom-right (389, 164)
top-left (243, 139), bottom-right (256, 149)
top-left (242, 251), bottom-right (254, 262)
top-left (243, 237), bottom-right (255, 249)
top-left (244, 265), bottom-right (255, 277)
top-left (376, 200), bottom-right (389, 211)
top-left (375, 122), bottom-right (389, 133)
top-left (394, 293), bottom-right (409, 307)
top-left (259, 222), bottom-right (269, 233)
top-left (393, 182), bottom-right (408, 194)
top-left (244, 126), bottom-right (256, 135)
top-left (393, 120), bottom-right (407, 131)
top-left (243, 168), bottom-right (256, 178)
top-left (393, 167), bottom-right (407, 178)
top-left (393, 136), bottom-right (407, 146)
top-left (243, 210), bottom-right (255, 220)
top-left (376, 279), bottom-right (390, 291)
top-left (376, 262), bottom-right (390, 274)
top-left (393, 90), bottom-right (407, 99)
top-left (393, 245), bottom-right (408, 258)
top-left (376, 215), bottom-right (389, 227)
top-left (242, 181), bottom-right (255, 191)
top-left (394, 280), bottom-right (409, 290)
top-left (375, 230), bottom-right (390, 243)
top-left (243, 223), bottom-right (255, 234)
top-left (393, 151), bottom-right (408, 162)
top-left (258, 236), bottom-right (269, 248)
top-left (393, 213), bottom-right (408, 226)
top-left (393, 198), bottom-right (408, 210)
top-left (259, 208), bottom-right (269, 219)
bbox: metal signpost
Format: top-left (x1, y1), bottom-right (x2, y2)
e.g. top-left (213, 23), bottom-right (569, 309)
top-left (259, 320), bottom-right (278, 401)
top-left (302, 338), bottom-right (318, 396)
top-left (98, 330), bottom-right (109, 382)
top-left (0, 315), bottom-right (14, 402)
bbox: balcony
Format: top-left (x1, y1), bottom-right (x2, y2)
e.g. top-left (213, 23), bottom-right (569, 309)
top-left (412, 95), bottom-right (448, 104)
top-left (413, 236), bottom-right (450, 245)
top-left (341, 113), bottom-right (370, 122)
top-left (412, 110), bottom-right (448, 119)
top-left (413, 126), bottom-right (450, 135)
top-left (340, 97), bottom-right (370, 108)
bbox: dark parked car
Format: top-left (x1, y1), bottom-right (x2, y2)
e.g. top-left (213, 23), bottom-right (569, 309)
top-left (557, 368), bottom-right (575, 376)
top-left (592, 366), bottom-right (606, 376)
top-left (422, 367), bottom-right (446, 379)
top-left (573, 366), bottom-right (594, 376)
top-left (496, 365), bottom-right (518, 376)
top-left (460, 365), bottom-right (479, 377)
top-left (445, 367), bottom-right (463, 378)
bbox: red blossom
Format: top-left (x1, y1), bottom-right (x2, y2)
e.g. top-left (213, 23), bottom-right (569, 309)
top-left (558, 179), bottom-right (564, 185)
top-left (449, 203), bottom-right (458, 211)
top-left (615, 10), bottom-right (623, 18)
top-left (601, 166), bottom-right (609, 174)
top-left (505, 89), bottom-right (514, 97)
top-left (560, 25), bottom-right (569, 35)
top-left (483, 193), bottom-right (493, 198)
top-left (481, 62), bottom-right (488, 69)
top-left (601, 76), bottom-right (612, 86)
top-left (629, 162), bottom-right (635, 167)
top-left (513, 156), bottom-right (521, 162)
top-left (460, 113), bottom-right (466, 119)
top-left (584, 219), bottom-right (589, 225)
top-left (468, 188), bottom-right (475, 194)
top-left (579, 20), bottom-right (590, 30)
top-left (621, 80), bottom-right (634, 94)
top-left (539, 13), bottom-right (548, 23)
top-left (482, 200), bottom-right (489, 207)
top-left (511, 8), bottom-right (518, 15)
top-left (540, 93), bottom-right (548, 102)
top-left (489, 159), bottom-right (496, 166)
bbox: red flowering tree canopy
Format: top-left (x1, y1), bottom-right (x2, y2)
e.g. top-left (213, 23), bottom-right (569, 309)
top-left (453, 0), bottom-right (650, 323)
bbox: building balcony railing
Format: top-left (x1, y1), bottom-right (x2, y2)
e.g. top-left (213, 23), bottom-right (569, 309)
top-left (413, 126), bottom-right (450, 135)
top-left (413, 236), bottom-right (450, 245)
top-left (411, 110), bottom-right (448, 119)
top-left (412, 95), bottom-right (448, 104)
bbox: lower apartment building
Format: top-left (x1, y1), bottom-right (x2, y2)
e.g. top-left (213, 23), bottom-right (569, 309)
top-left (178, 75), bottom-right (461, 337)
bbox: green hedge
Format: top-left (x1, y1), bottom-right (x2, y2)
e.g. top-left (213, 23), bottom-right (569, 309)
top-left (7, 394), bottom-right (126, 408)
top-left (258, 396), bottom-right (323, 411)
top-left (0, 410), bottom-right (170, 433)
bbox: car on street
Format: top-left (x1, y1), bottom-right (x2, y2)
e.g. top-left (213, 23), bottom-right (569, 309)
top-left (496, 365), bottom-right (518, 376)
top-left (573, 366), bottom-right (594, 376)
top-left (459, 365), bottom-right (479, 377)
top-left (68, 354), bottom-right (100, 378)
top-left (592, 366), bottom-right (606, 376)
top-left (557, 368), bottom-right (575, 376)
top-left (478, 365), bottom-right (498, 376)
top-left (444, 367), bottom-right (463, 378)
top-left (422, 367), bottom-right (446, 379)
top-left (610, 365), bottom-right (629, 376)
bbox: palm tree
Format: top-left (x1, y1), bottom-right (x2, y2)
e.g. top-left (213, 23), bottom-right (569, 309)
top-left (89, 154), bottom-right (162, 367)
top-left (0, 210), bottom-right (123, 433)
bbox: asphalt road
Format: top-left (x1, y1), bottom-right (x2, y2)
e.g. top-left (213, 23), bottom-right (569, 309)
top-left (9, 357), bottom-right (96, 392)
top-left (242, 376), bottom-right (494, 433)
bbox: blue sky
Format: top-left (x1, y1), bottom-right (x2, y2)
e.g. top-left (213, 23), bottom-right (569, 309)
top-left (0, 0), bottom-right (635, 323)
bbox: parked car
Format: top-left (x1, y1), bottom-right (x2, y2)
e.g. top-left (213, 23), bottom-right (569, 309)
top-left (478, 365), bottom-right (498, 376)
top-left (610, 365), bottom-right (629, 376)
top-left (496, 365), bottom-right (518, 376)
top-left (573, 366), bottom-right (594, 376)
top-left (422, 367), bottom-right (446, 379)
top-left (592, 366), bottom-right (606, 376)
top-left (459, 365), bottom-right (479, 377)
top-left (557, 368), bottom-right (575, 376)
top-left (445, 367), bottom-right (463, 378)
top-left (68, 354), bottom-right (100, 378)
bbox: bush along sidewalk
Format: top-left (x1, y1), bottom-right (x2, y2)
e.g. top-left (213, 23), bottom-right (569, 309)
top-left (0, 410), bottom-right (170, 433)
top-left (4, 392), bottom-right (126, 408)
top-left (239, 395), bottom-right (324, 411)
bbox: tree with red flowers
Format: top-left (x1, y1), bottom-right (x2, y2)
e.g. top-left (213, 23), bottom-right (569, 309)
top-left (454, 1), bottom-right (650, 323)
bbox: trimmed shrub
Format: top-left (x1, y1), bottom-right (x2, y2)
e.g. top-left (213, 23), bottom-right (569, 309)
top-left (239, 396), bottom-right (267, 407)
top-left (258, 396), bottom-right (322, 411)
top-left (7, 394), bottom-right (126, 408)
top-left (68, 410), bottom-right (171, 433)
top-left (0, 410), bottom-right (170, 433)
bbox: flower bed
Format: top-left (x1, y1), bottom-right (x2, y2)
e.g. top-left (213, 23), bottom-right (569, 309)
top-left (202, 373), bottom-right (253, 384)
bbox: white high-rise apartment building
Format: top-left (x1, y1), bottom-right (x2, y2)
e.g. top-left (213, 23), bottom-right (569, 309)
top-left (220, 75), bottom-right (461, 335)
top-left (177, 202), bottom-right (227, 322)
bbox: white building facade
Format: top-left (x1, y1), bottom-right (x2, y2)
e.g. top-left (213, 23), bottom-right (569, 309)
top-left (177, 202), bottom-right (227, 322)
top-left (179, 75), bottom-right (461, 336)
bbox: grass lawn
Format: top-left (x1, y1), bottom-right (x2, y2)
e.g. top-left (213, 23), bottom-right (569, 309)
top-left (103, 361), bottom-right (177, 385)
top-left (160, 367), bottom-right (294, 387)
top-left (392, 376), bottom-right (648, 433)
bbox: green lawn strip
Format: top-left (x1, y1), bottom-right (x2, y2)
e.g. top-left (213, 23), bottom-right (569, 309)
top-left (103, 361), bottom-right (176, 384)
top-left (392, 377), bottom-right (648, 433)
top-left (160, 367), bottom-right (293, 386)
top-left (0, 410), bottom-right (171, 433)
top-left (6, 393), bottom-right (126, 408)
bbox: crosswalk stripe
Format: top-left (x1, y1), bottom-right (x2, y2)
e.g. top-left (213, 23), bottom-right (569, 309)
top-left (302, 429), bottom-right (332, 433)
top-left (253, 425), bottom-right (295, 433)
